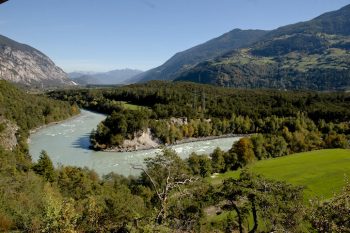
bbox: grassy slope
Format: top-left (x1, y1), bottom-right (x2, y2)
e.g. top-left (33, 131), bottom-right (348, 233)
top-left (212, 149), bottom-right (350, 200)
top-left (119, 101), bottom-right (142, 110)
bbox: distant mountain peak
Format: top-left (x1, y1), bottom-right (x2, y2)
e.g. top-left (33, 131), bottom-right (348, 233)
top-left (69, 68), bottom-right (143, 85)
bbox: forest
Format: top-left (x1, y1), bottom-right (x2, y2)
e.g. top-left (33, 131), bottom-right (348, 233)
top-left (0, 80), bottom-right (349, 232)
top-left (0, 80), bottom-right (79, 150)
top-left (50, 81), bottom-right (350, 152)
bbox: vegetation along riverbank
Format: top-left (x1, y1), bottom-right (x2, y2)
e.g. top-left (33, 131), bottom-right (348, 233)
top-left (0, 79), bottom-right (350, 232)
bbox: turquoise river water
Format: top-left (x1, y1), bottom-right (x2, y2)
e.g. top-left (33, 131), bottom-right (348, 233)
top-left (29, 110), bottom-right (240, 176)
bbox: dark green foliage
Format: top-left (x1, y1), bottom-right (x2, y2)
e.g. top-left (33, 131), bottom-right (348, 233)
top-left (1, 80), bottom-right (350, 232)
top-left (50, 81), bottom-right (350, 123)
top-left (0, 123), bottom-right (5, 133)
top-left (187, 153), bottom-right (212, 178)
top-left (32, 151), bottom-right (56, 182)
top-left (252, 34), bottom-right (328, 56)
top-left (0, 80), bottom-right (79, 150)
top-left (250, 134), bottom-right (267, 160)
top-left (90, 109), bottom-right (150, 149)
top-left (57, 166), bottom-right (101, 200)
top-left (210, 147), bottom-right (226, 173)
top-left (51, 81), bottom-right (350, 151)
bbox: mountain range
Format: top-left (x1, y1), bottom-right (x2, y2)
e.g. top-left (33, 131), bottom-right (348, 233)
top-left (1, 4), bottom-right (349, 91)
top-left (0, 35), bottom-right (75, 88)
top-left (133, 29), bottom-right (268, 83)
top-left (69, 69), bottom-right (143, 85)
top-left (136, 4), bottom-right (350, 91)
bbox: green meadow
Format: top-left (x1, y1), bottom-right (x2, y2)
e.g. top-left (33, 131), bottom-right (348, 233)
top-left (212, 149), bottom-right (350, 200)
top-left (119, 101), bottom-right (143, 110)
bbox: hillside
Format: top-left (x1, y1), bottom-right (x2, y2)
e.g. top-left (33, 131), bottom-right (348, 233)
top-left (0, 80), bottom-right (79, 150)
top-left (0, 35), bottom-right (75, 88)
top-left (133, 29), bottom-right (268, 83)
top-left (69, 69), bottom-right (143, 85)
top-left (175, 4), bottom-right (350, 90)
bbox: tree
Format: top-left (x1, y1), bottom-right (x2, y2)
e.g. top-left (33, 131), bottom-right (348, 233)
top-left (220, 171), bottom-right (305, 233)
top-left (32, 151), bottom-right (56, 182)
top-left (224, 150), bottom-right (239, 171)
top-left (187, 153), bottom-right (201, 176)
top-left (41, 185), bottom-right (78, 233)
top-left (250, 134), bottom-right (267, 160)
top-left (232, 138), bottom-right (255, 167)
top-left (210, 147), bottom-right (226, 173)
top-left (325, 132), bottom-right (349, 149)
top-left (198, 156), bottom-right (212, 178)
top-left (188, 153), bottom-right (212, 177)
top-left (132, 149), bottom-right (196, 225)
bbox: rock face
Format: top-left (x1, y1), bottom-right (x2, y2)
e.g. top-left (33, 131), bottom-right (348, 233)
top-left (106, 128), bottom-right (160, 152)
top-left (0, 117), bottom-right (18, 151)
top-left (0, 35), bottom-right (75, 88)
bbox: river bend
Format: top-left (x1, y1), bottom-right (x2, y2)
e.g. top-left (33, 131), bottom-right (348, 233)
top-left (29, 110), bottom-right (240, 176)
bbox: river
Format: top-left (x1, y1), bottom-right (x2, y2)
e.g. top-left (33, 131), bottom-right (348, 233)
top-left (29, 110), bottom-right (240, 177)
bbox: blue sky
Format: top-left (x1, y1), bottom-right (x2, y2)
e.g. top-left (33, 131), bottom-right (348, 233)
top-left (0, 0), bottom-right (349, 72)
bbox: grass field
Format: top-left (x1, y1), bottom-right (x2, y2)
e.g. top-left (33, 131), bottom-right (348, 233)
top-left (211, 149), bottom-right (350, 200)
top-left (119, 101), bottom-right (144, 110)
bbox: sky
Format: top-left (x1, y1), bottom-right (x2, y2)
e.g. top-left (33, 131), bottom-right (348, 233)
top-left (0, 0), bottom-right (350, 72)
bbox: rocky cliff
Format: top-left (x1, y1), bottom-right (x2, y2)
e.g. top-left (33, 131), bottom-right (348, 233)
top-left (0, 117), bottom-right (18, 151)
top-left (0, 35), bottom-right (75, 88)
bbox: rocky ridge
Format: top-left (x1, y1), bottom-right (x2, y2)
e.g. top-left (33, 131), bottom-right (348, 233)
top-left (0, 35), bottom-right (75, 88)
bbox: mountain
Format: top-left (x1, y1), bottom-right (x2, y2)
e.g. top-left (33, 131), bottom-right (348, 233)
top-left (175, 4), bottom-right (350, 90)
top-left (0, 35), bottom-right (75, 88)
top-left (132, 29), bottom-right (268, 83)
top-left (69, 69), bottom-right (143, 85)
top-left (68, 71), bottom-right (99, 79)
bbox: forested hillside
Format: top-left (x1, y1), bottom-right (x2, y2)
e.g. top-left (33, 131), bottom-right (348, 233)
top-left (175, 4), bottom-right (350, 90)
top-left (0, 80), bottom-right (79, 150)
top-left (133, 29), bottom-right (267, 83)
top-left (50, 81), bottom-right (350, 153)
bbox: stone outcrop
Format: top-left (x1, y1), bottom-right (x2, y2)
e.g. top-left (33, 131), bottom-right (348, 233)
top-left (0, 117), bottom-right (18, 151)
top-left (106, 128), bottom-right (160, 152)
top-left (0, 35), bottom-right (75, 88)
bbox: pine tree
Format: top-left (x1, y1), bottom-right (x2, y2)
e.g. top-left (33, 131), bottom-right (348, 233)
top-left (33, 150), bottom-right (56, 182)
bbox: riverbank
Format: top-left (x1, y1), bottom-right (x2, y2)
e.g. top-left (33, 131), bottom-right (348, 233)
top-left (102, 133), bottom-right (246, 153)
top-left (171, 134), bottom-right (247, 146)
top-left (29, 109), bottom-right (240, 176)
top-left (28, 108), bottom-right (244, 153)
top-left (28, 110), bottom-right (83, 142)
